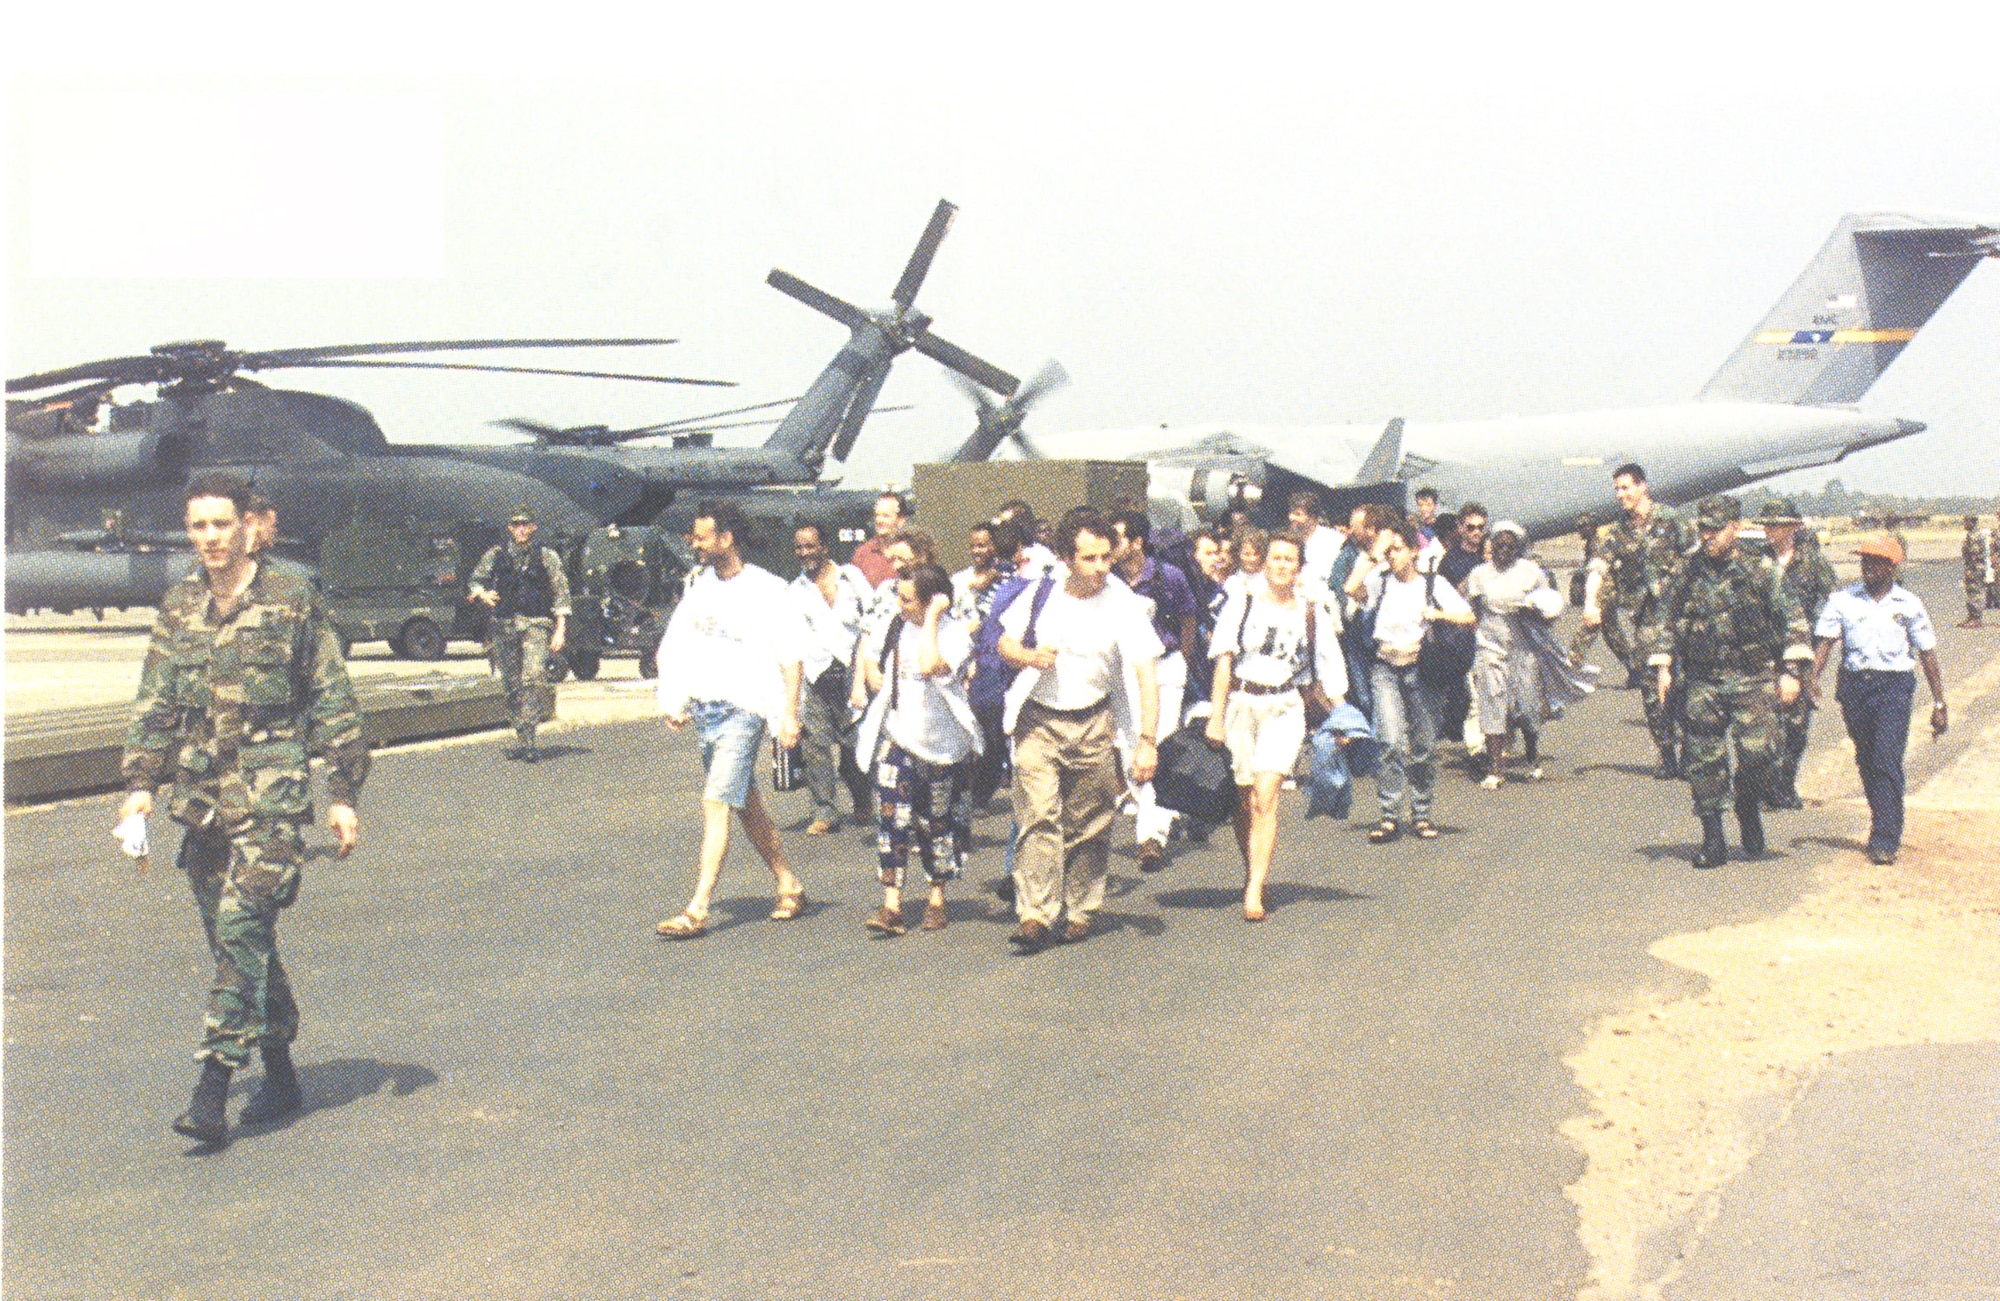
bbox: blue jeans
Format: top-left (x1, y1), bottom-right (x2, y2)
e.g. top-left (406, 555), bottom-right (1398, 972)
top-left (1837, 669), bottom-right (1914, 854)
top-left (691, 700), bottom-right (767, 809)
top-left (1370, 660), bottom-right (1438, 821)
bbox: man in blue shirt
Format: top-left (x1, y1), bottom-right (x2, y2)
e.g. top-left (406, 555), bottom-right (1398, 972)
top-left (1808, 534), bottom-right (1948, 865)
top-left (1112, 508), bottom-right (1198, 868)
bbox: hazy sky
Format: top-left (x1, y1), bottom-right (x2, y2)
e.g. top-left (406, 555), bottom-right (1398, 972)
top-left (9, 8), bottom-right (1998, 498)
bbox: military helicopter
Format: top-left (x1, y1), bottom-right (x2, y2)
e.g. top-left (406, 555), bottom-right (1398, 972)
top-left (5, 198), bottom-right (1020, 616)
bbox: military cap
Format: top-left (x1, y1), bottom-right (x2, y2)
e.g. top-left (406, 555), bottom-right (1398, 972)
top-left (1757, 498), bottom-right (1803, 525)
top-left (1694, 495), bottom-right (1741, 528)
top-left (1855, 533), bottom-right (1905, 566)
top-left (509, 506), bottom-right (538, 525)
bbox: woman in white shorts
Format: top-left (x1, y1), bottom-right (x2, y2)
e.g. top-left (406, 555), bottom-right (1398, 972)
top-left (1205, 532), bottom-right (1347, 921)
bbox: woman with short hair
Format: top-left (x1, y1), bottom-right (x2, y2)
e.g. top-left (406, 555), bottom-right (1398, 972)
top-left (1205, 532), bottom-right (1346, 920)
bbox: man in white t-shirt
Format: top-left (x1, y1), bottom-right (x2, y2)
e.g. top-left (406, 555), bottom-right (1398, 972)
top-left (653, 501), bottom-right (811, 939)
top-left (997, 511), bottom-right (1161, 951)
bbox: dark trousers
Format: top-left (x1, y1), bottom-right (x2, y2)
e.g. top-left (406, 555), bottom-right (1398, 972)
top-left (966, 700), bottom-right (1011, 815)
top-left (1836, 669), bottom-right (1914, 855)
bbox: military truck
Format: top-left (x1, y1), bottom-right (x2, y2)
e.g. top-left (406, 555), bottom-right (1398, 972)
top-left (314, 519), bottom-right (496, 660)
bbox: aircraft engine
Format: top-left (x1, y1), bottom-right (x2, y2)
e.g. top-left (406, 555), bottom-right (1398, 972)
top-left (8, 430), bottom-right (193, 491)
top-left (1192, 462), bottom-right (1266, 521)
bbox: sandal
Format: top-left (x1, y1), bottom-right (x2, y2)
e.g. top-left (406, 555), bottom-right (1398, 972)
top-left (1413, 819), bottom-right (1440, 840)
top-left (656, 911), bottom-right (708, 940)
top-left (1369, 820), bottom-right (1401, 844)
top-left (769, 889), bottom-right (807, 921)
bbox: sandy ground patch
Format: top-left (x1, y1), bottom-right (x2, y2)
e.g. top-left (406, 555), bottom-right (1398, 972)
top-left (1562, 713), bottom-right (2000, 1300)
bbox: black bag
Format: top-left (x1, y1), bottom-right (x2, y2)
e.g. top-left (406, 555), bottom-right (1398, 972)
top-left (1416, 568), bottom-right (1475, 695)
top-left (1153, 723), bottom-right (1238, 824)
top-left (770, 738), bottom-right (806, 792)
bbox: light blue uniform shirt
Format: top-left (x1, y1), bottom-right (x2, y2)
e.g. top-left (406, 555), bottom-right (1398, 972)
top-left (1814, 582), bottom-right (1936, 672)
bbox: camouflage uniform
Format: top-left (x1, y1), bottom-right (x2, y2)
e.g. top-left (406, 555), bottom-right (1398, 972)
top-left (1962, 519), bottom-right (1992, 623)
top-left (1597, 504), bottom-right (1693, 749)
top-left (123, 562), bottom-right (369, 1068)
top-left (469, 540), bottom-right (572, 742)
top-left (1654, 506), bottom-right (1813, 817)
top-left (1766, 514), bottom-right (1839, 802)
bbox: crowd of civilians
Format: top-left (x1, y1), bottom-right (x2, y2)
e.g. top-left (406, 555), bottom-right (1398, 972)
top-left (648, 474), bottom-right (1948, 948)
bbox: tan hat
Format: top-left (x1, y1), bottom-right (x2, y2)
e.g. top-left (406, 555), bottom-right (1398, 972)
top-left (1855, 533), bottom-right (1904, 566)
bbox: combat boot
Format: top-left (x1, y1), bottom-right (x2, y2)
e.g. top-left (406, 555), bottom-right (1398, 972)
top-left (1735, 793), bottom-right (1766, 857)
top-left (171, 1058), bottom-right (233, 1145)
top-left (1766, 772), bottom-right (1804, 811)
top-left (1654, 743), bottom-right (1680, 781)
top-left (1692, 814), bottom-right (1729, 869)
top-left (521, 726), bottom-right (539, 764)
top-left (237, 1044), bottom-right (303, 1126)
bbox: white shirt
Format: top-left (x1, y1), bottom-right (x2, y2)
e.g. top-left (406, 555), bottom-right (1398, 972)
top-left (999, 580), bottom-right (1163, 730)
top-left (1363, 566), bottom-right (1470, 659)
top-left (1222, 570), bottom-right (1269, 602)
top-left (1211, 588), bottom-right (1349, 698)
top-left (1815, 582), bottom-right (1937, 673)
top-left (789, 563), bottom-right (871, 682)
top-left (1302, 525), bottom-right (1344, 590)
top-left (655, 563), bottom-right (807, 723)
top-left (871, 618), bottom-right (981, 766)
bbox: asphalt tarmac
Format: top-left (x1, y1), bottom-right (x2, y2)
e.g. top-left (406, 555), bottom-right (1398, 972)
top-left (5, 561), bottom-right (1994, 1300)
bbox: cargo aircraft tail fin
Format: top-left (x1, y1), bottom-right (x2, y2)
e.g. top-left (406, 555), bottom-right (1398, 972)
top-left (1698, 210), bottom-right (1997, 406)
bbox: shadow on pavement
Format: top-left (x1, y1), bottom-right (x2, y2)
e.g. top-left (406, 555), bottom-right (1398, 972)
top-left (1154, 883), bottom-right (1369, 912)
top-left (209, 1057), bottom-right (440, 1149)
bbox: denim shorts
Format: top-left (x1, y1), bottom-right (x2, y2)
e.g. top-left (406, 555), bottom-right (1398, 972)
top-left (691, 700), bottom-right (767, 809)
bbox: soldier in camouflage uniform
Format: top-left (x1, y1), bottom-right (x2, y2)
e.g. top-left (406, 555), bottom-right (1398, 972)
top-left (469, 507), bottom-right (571, 760)
top-left (1756, 499), bottom-right (1839, 809)
top-left (1961, 514), bottom-right (1993, 627)
top-left (1567, 514), bottom-right (1635, 681)
top-left (119, 472), bottom-right (369, 1145)
top-left (1584, 464), bottom-right (1693, 778)
top-left (1653, 496), bottom-right (1813, 868)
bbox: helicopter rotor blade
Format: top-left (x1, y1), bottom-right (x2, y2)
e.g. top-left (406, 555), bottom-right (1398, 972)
top-left (947, 369), bottom-right (1001, 421)
top-left (1008, 427), bottom-right (1046, 460)
top-left (9, 338), bottom-right (683, 394)
top-left (8, 356), bottom-right (169, 393)
top-left (766, 271), bottom-right (870, 333)
top-left (611, 395), bottom-right (805, 439)
top-left (1012, 359), bottom-right (1070, 414)
top-left (487, 416), bottom-right (566, 441)
top-left (238, 337), bottom-right (679, 368)
top-left (890, 199), bottom-right (957, 310)
top-left (279, 359), bottom-right (735, 386)
top-left (911, 330), bottom-right (1018, 397)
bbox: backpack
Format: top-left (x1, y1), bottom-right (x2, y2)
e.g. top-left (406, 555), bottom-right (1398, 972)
top-left (968, 574), bottom-right (1058, 710)
top-left (1417, 568), bottom-right (1475, 694)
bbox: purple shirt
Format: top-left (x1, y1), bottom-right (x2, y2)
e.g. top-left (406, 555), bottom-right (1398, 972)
top-left (1127, 556), bottom-right (1197, 658)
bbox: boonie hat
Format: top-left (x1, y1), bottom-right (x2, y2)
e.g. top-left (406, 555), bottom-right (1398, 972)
top-left (1695, 495), bottom-right (1742, 528)
top-left (1757, 498), bottom-right (1803, 525)
top-left (1855, 533), bottom-right (1905, 566)
top-left (509, 506), bottom-right (537, 525)
top-left (1490, 519), bottom-right (1527, 540)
